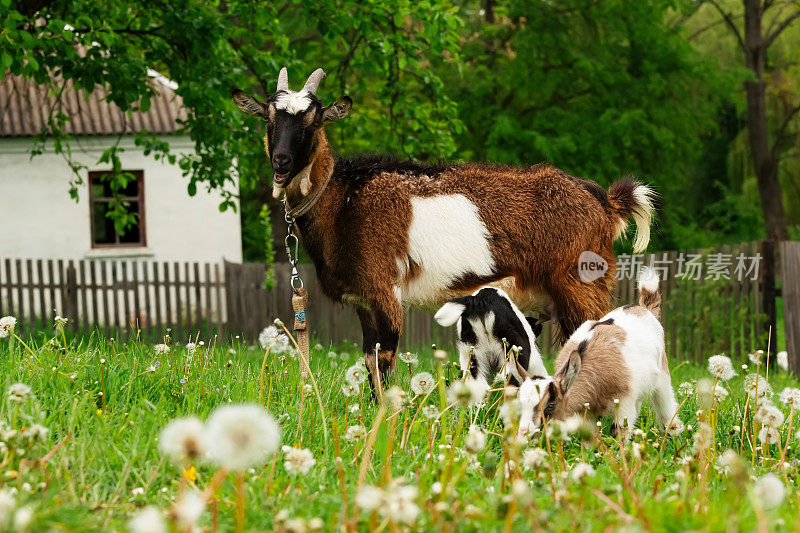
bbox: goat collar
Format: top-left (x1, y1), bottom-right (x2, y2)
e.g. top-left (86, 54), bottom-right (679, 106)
top-left (284, 162), bottom-right (334, 219)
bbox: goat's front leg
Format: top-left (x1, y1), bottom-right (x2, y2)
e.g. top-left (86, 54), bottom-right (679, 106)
top-left (361, 296), bottom-right (403, 400)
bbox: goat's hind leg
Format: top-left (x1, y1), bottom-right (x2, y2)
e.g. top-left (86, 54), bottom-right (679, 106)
top-left (651, 371), bottom-right (682, 432)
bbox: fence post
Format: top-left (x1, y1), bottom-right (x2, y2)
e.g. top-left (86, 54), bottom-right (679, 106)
top-left (761, 240), bottom-right (778, 364)
top-left (781, 242), bottom-right (800, 373)
top-left (63, 262), bottom-right (79, 332)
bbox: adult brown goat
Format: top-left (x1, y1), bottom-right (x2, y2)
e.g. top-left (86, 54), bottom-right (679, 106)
top-left (232, 67), bottom-right (654, 394)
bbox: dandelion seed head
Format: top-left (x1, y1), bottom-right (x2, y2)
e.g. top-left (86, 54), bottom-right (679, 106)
top-left (753, 473), bottom-right (785, 509)
top-left (128, 506), bottom-right (167, 533)
top-left (0, 316), bottom-right (17, 339)
top-left (399, 352), bottom-right (418, 365)
top-left (154, 344), bottom-right (170, 356)
top-left (282, 446), bottom-right (316, 475)
top-left (204, 403), bottom-right (281, 471)
top-left (707, 355), bottom-right (735, 381)
top-left (7, 383), bottom-right (32, 404)
top-left (410, 372), bottom-right (435, 396)
top-left (159, 416), bottom-right (205, 462)
top-left (345, 362), bottom-right (368, 386)
top-left (464, 425), bottom-right (486, 454)
top-left (779, 387), bottom-right (800, 409)
top-left (570, 462), bottom-right (595, 482)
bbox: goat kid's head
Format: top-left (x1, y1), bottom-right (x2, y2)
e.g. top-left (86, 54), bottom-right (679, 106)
top-left (516, 351), bottom-right (580, 436)
top-left (231, 68), bottom-right (352, 188)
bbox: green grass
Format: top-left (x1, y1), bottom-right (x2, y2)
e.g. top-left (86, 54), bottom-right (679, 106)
top-left (0, 324), bottom-right (798, 532)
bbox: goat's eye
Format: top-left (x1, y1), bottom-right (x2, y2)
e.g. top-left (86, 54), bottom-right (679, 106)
top-left (544, 400), bottom-right (556, 416)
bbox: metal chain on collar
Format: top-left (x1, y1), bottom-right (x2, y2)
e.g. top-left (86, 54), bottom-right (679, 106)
top-left (283, 201), bottom-right (304, 290)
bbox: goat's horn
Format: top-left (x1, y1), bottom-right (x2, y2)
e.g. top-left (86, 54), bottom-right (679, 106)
top-left (515, 357), bottom-right (530, 382)
top-left (302, 68), bottom-right (326, 94)
top-left (277, 67), bottom-right (289, 92)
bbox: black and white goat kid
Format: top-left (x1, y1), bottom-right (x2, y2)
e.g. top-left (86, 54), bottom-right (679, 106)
top-left (435, 287), bottom-right (546, 395)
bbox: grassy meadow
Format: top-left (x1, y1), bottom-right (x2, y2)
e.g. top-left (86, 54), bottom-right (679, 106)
top-left (0, 317), bottom-right (798, 532)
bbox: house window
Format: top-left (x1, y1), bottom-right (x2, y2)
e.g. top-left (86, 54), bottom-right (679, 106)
top-left (89, 170), bottom-right (146, 248)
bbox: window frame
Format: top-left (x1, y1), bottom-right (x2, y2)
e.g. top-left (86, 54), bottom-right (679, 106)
top-left (88, 170), bottom-right (147, 249)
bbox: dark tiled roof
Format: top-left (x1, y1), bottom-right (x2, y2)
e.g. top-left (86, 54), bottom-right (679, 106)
top-left (0, 71), bottom-right (188, 137)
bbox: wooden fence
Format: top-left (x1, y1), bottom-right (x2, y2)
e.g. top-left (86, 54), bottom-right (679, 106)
top-left (0, 239), bottom-right (795, 366)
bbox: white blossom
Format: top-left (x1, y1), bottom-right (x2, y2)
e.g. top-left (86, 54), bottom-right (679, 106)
top-left (159, 416), bottom-right (205, 462)
top-left (172, 490), bottom-right (205, 529)
top-left (341, 383), bottom-right (359, 397)
top-left (399, 352), bottom-right (418, 365)
top-left (128, 506), bottom-right (167, 533)
top-left (744, 374), bottom-right (773, 399)
top-left (753, 473), bottom-right (785, 509)
top-left (7, 383), bottom-right (32, 404)
top-left (707, 355), bottom-right (735, 381)
top-left (344, 425), bottom-right (367, 441)
top-left (779, 387), bottom-right (800, 409)
top-left (154, 344), bottom-right (170, 356)
top-left (755, 403), bottom-right (785, 428)
top-left (356, 485), bottom-right (384, 511)
top-left (0, 316), bottom-right (16, 339)
top-left (54, 315), bottom-right (68, 328)
top-left (522, 448), bottom-right (550, 470)
top-left (282, 446), bottom-right (316, 475)
top-left (204, 404), bottom-right (281, 471)
top-left (421, 405), bottom-right (440, 419)
top-left (447, 380), bottom-right (485, 408)
top-left (258, 325), bottom-right (290, 353)
top-left (410, 372), bottom-right (435, 396)
top-left (345, 363), bottom-right (368, 386)
top-left (464, 425), bottom-right (486, 454)
top-left (758, 426), bottom-right (780, 445)
top-left (570, 462), bottom-right (595, 482)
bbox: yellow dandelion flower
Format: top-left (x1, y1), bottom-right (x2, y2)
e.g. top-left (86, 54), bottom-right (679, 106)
top-left (183, 465), bottom-right (197, 483)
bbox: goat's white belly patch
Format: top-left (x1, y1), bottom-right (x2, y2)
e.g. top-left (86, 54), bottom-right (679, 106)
top-left (397, 194), bottom-right (496, 309)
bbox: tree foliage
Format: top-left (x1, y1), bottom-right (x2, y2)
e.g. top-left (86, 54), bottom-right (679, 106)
top-left (3, 0), bottom-right (800, 258)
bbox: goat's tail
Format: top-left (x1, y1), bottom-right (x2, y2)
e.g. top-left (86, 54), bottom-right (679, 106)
top-left (607, 177), bottom-right (655, 253)
top-left (637, 266), bottom-right (661, 320)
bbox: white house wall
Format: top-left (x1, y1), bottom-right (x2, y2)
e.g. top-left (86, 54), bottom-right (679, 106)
top-left (0, 135), bottom-right (243, 263)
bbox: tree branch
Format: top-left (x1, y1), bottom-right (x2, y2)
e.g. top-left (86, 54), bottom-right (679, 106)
top-left (764, 8), bottom-right (800, 47)
top-left (771, 102), bottom-right (800, 157)
top-left (707, 0), bottom-right (747, 53)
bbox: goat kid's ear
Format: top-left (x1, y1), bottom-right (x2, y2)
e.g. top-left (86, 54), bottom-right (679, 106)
top-left (526, 317), bottom-right (543, 337)
top-left (322, 96), bottom-right (353, 123)
top-left (558, 350), bottom-right (581, 394)
top-left (434, 301), bottom-right (466, 327)
top-left (232, 88), bottom-right (266, 118)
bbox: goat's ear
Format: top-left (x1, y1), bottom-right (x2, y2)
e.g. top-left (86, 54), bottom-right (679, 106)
top-left (322, 96), bottom-right (352, 123)
top-left (232, 89), bottom-right (266, 118)
top-left (526, 317), bottom-right (543, 337)
top-left (434, 301), bottom-right (466, 327)
top-left (557, 350), bottom-right (581, 394)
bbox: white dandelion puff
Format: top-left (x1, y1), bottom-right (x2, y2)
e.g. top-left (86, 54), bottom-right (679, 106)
top-left (410, 372), bottom-right (435, 396)
top-left (777, 351), bottom-right (788, 371)
top-left (755, 403), bottom-right (785, 428)
top-left (204, 404), bottom-right (281, 471)
top-left (282, 446), bottom-right (316, 475)
top-left (708, 355), bottom-right (735, 381)
top-left (753, 473), bottom-right (785, 509)
top-left (345, 363), bottom-right (368, 386)
top-left (399, 352), bottom-right (418, 365)
top-left (570, 462), bottom-right (595, 482)
top-left (258, 325), bottom-right (290, 353)
top-left (7, 383), bottom-right (32, 404)
top-left (447, 380), bottom-right (485, 407)
top-left (356, 485), bottom-right (384, 511)
top-left (421, 405), bottom-right (440, 419)
top-left (171, 489), bottom-right (205, 529)
top-left (744, 374), bottom-right (773, 399)
top-left (758, 426), bottom-right (780, 445)
top-left (522, 448), bottom-right (550, 470)
top-left (341, 383), bottom-right (360, 397)
top-left (154, 344), bottom-right (170, 356)
top-left (129, 507), bottom-right (167, 533)
top-left (344, 425), bottom-right (367, 441)
top-left (0, 316), bottom-right (16, 339)
top-left (158, 416), bottom-right (205, 462)
top-left (678, 381), bottom-right (694, 396)
top-left (464, 425), bottom-right (486, 454)
top-left (779, 387), bottom-right (800, 409)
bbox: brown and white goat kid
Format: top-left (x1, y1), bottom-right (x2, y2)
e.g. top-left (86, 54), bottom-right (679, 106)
top-left (434, 287), bottom-right (546, 396)
top-left (232, 67), bottom-right (655, 392)
top-left (516, 268), bottom-right (682, 436)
